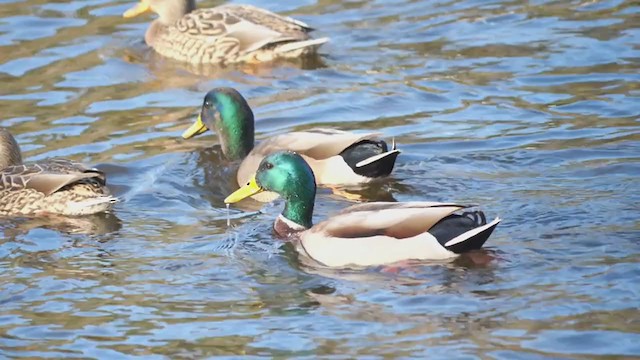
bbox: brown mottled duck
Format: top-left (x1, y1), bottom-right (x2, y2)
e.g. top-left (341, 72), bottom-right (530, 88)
top-left (122, 0), bottom-right (328, 65)
top-left (0, 128), bottom-right (117, 216)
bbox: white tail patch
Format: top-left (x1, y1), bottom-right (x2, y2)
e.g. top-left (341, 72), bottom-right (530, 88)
top-left (277, 37), bottom-right (329, 53)
top-left (286, 17), bottom-right (312, 29)
top-left (355, 149), bottom-right (401, 168)
top-left (444, 217), bottom-right (501, 248)
top-left (76, 196), bottom-right (119, 206)
top-left (66, 196), bottom-right (119, 215)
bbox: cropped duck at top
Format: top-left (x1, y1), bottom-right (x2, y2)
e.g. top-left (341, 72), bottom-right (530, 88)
top-left (182, 87), bottom-right (401, 202)
top-left (225, 151), bottom-right (501, 267)
top-left (0, 128), bottom-right (117, 216)
top-left (122, 0), bottom-right (328, 65)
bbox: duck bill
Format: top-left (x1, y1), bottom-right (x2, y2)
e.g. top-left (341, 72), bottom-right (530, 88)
top-left (181, 115), bottom-right (208, 139)
top-left (123, 0), bottom-right (152, 18)
top-left (225, 176), bottom-right (263, 203)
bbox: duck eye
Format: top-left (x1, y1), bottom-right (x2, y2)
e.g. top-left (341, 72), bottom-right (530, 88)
top-left (264, 162), bottom-right (273, 170)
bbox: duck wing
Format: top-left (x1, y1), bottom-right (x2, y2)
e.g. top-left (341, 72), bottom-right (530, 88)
top-left (298, 202), bottom-right (499, 267)
top-left (237, 129), bottom-right (382, 183)
top-left (1, 159), bottom-right (106, 196)
top-left (164, 5), bottom-right (314, 63)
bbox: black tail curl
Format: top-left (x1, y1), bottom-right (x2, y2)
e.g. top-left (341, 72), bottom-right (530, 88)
top-left (429, 210), bottom-right (497, 254)
top-left (339, 140), bottom-right (399, 178)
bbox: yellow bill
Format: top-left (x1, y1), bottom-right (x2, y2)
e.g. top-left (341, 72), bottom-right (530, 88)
top-left (181, 115), bottom-right (208, 139)
top-left (224, 176), bottom-right (263, 203)
top-left (123, 0), bottom-right (152, 18)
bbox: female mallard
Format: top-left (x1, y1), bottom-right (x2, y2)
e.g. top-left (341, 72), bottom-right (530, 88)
top-left (0, 128), bottom-right (117, 216)
top-left (182, 87), bottom-right (400, 202)
top-left (225, 151), bottom-right (501, 267)
top-left (122, 0), bottom-right (328, 65)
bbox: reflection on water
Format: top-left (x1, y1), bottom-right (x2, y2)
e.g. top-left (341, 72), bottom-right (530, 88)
top-left (1, 212), bottom-right (122, 237)
top-left (1, 0), bottom-right (639, 357)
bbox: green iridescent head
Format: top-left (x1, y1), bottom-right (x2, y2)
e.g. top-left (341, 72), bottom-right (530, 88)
top-left (182, 88), bottom-right (255, 160)
top-left (225, 151), bottom-right (317, 228)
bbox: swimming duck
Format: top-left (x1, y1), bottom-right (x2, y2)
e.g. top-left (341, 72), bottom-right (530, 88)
top-left (182, 87), bottom-right (400, 202)
top-left (0, 128), bottom-right (117, 216)
top-left (225, 151), bottom-right (501, 267)
top-left (122, 0), bottom-right (328, 65)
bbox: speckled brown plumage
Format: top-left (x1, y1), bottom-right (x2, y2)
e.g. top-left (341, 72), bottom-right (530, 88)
top-left (0, 128), bottom-right (117, 216)
top-left (124, 1), bottom-right (328, 65)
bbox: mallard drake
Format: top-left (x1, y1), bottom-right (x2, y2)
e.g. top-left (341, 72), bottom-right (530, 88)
top-left (225, 151), bottom-right (501, 267)
top-left (122, 0), bottom-right (328, 65)
top-left (182, 87), bottom-right (400, 202)
top-left (0, 128), bottom-right (117, 216)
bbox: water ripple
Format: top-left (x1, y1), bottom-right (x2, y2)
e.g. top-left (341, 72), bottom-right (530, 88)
top-left (0, 0), bottom-right (639, 358)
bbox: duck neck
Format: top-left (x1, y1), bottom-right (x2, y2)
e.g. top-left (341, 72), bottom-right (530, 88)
top-left (282, 183), bottom-right (315, 230)
top-left (156, 0), bottom-right (196, 24)
top-left (215, 99), bottom-right (255, 161)
top-left (219, 122), bottom-right (254, 161)
top-left (283, 197), bottom-right (314, 230)
top-left (274, 215), bottom-right (307, 238)
top-left (0, 128), bottom-right (22, 169)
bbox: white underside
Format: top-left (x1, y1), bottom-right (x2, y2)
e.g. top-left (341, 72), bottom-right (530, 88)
top-left (298, 231), bottom-right (457, 268)
top-left (63, 196), bottom-right (118, 216)
top-left (276, 37), bottom-right (329, 53)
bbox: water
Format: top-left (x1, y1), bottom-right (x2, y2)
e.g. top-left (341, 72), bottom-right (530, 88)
top-left (1, 0), bottom-right (639, 357)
